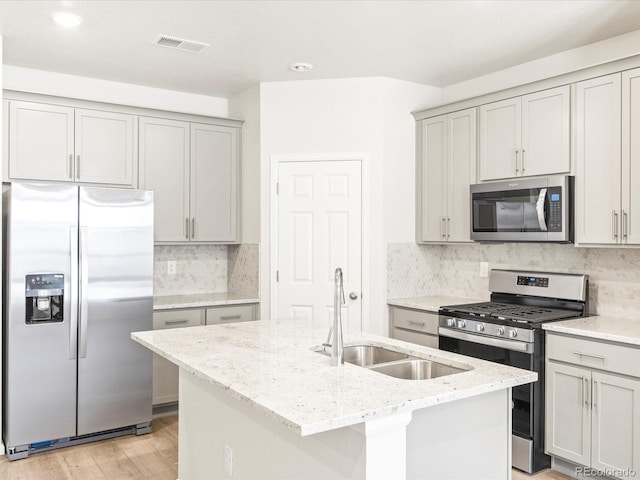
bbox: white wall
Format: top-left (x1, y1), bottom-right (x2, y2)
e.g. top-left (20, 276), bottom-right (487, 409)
top-left (229, 85), bottom-right (261, 243)
top-left (0, 35), bottom-right (4, 456)
top-left (259, 77), bottom-right (440, 334)
top-left (441, 28), bottom-right (640, 104)
top-left (3, 65), bottom-right (228, 117)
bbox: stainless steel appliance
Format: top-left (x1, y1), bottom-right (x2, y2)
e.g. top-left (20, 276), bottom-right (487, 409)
top-left (438, 269), bottom-right (588, 474)
top-left (3, 182), bottom-right (153, 460)
top-left (470, 175), bottom-right (573, 243)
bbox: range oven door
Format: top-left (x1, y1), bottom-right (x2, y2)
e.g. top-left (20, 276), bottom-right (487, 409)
top-left (438, 327), bottom-right (534, 440)
top-left (470, 175), bottom-right (572, 242)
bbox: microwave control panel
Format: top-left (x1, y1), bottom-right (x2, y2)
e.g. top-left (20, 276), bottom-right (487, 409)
top-left (548, 187), bottom-right (562, 232)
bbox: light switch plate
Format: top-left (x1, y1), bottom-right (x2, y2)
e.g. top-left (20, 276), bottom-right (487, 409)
top-left (479, 262), bottom-right (489, 278)
top-left (167, 260), bottom-right (177, 275)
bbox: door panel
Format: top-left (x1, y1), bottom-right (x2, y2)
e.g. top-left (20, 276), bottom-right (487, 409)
top-left (190, 123), bottom-right (239, 242)
top-left (139, 117), bottom-right (190, 242)
top-left (4, 183), bottom-right (78, 447)
top-left (420, 116), bottom-right (447, 242)
top-left (77, 187), bottom-right (153, 435)
top-left (576, 73), bottom-right (622, 244)
top-left (448, 108), bottom-right (476, 242)
top-left (277, 160), bottom-right (362, 331)
top-left (622, 68), bottom-right (640, 245)
top-left (591, 372), bottom-right (640, 473)
top-left (479, 97), bottom-right (521, 181)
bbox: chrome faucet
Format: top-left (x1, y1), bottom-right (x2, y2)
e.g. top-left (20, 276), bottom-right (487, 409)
top-left (326, 267), bottom-right (345, 366)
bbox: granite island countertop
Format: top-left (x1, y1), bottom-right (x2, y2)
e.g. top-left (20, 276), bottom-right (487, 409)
top-left (132, 318), bottom-right (536, 436)
top-left (543, 315), bottom-right (640, 347)
top-left (153, 292), bottom-right (259, 310)
top-left (387, 295), bottom-right (486, 313)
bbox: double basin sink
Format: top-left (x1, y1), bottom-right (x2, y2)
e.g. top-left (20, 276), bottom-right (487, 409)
top-left (318, 344), bottom-right (469, 380)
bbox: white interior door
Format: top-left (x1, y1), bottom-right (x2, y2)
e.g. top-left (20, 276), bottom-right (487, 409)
top-left (276, 160), bottom-right (362, 332)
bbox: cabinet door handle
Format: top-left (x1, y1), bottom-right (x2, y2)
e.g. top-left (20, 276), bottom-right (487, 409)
top-left (521, 148), bottom-right (526, 173)
top-left (583, 377), bottom-right (589, 407)
top-left (441, 218), bottom-right (446, 239)
top-left (408, 321), bottom-right (426, 327)
top-left (574, 351), bottom-right (606, 361)
top-left (165, 319), bottom-right (189, 325)
top-left (613, 210), bottom-right (619, 239)
top-left (447, 218), bottom-right (451, 238)
top-left (220, 315), bottom-right (242, 321)
top-left (192, 218), bottom-right (196, 239)
top-left (69, 154), bottom-right (73, 179)
top-left (623, 210), bottom-right (628, 240)
top-left (515, 149), bottom-right (520, 174)
top-left (593, 379), bottom-right (598, 409)
top-left (77, 155), bottom-right (81, 178)
top-left (186, 218), bottom-right (190, 240)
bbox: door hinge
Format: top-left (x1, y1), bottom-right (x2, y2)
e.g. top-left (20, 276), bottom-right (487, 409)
top-left (276, 270), bottom-right (279, 282)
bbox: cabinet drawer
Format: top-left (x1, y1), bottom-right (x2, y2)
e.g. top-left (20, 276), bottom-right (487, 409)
top-left (206, 304), bottom-right (255, 325)
top-left (153, 309), bottom-right (203, 330)
top-left (392, 307), bottom-right (438, 335)
top-left (546, 333), bottom-right (640, 378)
top-left (393, 327), bottom-right (438, 349)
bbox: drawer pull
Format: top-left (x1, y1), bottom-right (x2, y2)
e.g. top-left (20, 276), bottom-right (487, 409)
top-left (220, 315), bottom-right (242, 321)
top-left (408, 321), bottom-right (426, 327)
top-left (165, 319), bottom-right (189, 325)
top-left (574, 351), bottom-right (606, 361)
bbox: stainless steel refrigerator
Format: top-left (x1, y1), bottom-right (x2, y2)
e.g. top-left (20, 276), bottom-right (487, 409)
top-left (3, 182), bottom-right (153, 460)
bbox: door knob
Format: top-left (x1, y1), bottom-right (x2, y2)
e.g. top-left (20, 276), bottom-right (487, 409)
top-left (349, 292), bottom-right (359, 300)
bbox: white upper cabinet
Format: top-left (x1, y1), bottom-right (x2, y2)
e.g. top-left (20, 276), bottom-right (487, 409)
top-left (479, 85), bottom-right (570, 181)
top-left (8, 100), bottom-right (137, 186)
top-left (139, 118), bottom-right (240, 244)
top-left (417, 108), bottom-right (476, 243)
top-left (578, 67), bottom-right (640, 246)
top-left (138, 117), bottom-right (190, 242)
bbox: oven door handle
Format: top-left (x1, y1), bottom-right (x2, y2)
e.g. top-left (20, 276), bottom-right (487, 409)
top-left (439, 327), bottom-right (534, 354)
top-left (536, 188), bottom-right (548, 232)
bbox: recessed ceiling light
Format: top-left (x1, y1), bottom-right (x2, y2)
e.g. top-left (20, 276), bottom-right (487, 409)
top-left (51, 11), bottom-right (84, 28)
top-left (289, 62), bottom-right (314, 72)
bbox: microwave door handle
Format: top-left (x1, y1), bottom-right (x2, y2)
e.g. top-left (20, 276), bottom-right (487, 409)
top-left (536, 188), bottom-right (548, 231)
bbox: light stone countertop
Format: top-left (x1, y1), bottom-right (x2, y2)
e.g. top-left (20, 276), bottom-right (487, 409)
top-left (132, 318), bottom-right (536, 437)
top-left (387, 295), bottom-right (486, 313)
top-left (153, 292), bottom-right (259, 311)
top-left (542, 315), bottom-right (640, 346)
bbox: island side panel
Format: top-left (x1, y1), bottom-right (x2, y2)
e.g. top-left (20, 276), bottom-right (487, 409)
top-left (178, 369), bottom-right (369, 479)
top-left (406, 387), bottom-right (512, 480)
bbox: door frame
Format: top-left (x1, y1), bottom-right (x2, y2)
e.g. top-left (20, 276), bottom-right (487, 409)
top-left (270, 152), bottom-right (370, 331)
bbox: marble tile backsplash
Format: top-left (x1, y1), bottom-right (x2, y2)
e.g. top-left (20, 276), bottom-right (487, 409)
top-left (228, 243), bottom-right (260, 297)
top-left (387, 243), bottom-right (640, 318)
top-left (154, 245), bottom-right (228, 296)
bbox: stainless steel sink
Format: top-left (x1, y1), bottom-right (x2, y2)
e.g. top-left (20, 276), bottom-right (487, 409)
top-left (369, 359), bottom-right (466, 380)
top-left (313, 343), bottom-right (471, 380)
top-left (342, 345), bottom-right (411, 366)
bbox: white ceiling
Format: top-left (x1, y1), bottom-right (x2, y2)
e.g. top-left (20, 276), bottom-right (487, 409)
top-left (1, 0), bottom-right (640, 98)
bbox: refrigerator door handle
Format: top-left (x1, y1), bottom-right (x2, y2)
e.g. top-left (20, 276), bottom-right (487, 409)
top-left (79, 226), bottom-right (89, 358)
top-left (69, 227), bottom-right (79, 360)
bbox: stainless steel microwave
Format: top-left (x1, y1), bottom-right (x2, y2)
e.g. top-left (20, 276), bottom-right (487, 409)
top-left (470, 176), bottom-right (573, 243)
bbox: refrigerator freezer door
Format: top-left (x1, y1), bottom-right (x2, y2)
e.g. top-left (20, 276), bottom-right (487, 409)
top-left (4, 183), bottom-right (79, 447)
top-left (77, 187), bottom-right (153, 435)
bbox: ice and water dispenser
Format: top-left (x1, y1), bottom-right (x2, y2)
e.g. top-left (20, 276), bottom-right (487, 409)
top-left (25, 274), bottom-right (64, 324)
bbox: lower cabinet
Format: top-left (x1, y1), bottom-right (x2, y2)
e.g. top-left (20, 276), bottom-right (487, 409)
top-left (389, 307), bottom-right (439, 349)
top-left (545, 333), bottom-right (640, 474)
top-left (152, 303), bottom-right (258, 406)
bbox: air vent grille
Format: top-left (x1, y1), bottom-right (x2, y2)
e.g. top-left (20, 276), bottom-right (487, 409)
top-left (153, 35), bottom-right (209, 54)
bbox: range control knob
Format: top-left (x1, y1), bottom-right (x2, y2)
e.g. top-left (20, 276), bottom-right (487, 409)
top-left (476, 324), bottom-right (485, 332)
top-left (497, 327), bottom-right (505, 336)
top-left (509, 330), bottom-right (518, 338)
top-left (456, 320), bottom-right (466, 329)
top-left (446, 318), bottom-right (456, 327)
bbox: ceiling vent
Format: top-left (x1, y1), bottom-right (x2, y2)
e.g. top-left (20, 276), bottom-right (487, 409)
top-left (153, 34), bottom-right (210, 54)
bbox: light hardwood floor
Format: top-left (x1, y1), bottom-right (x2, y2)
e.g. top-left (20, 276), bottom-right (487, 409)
top-left (0, 414), bottom-right (574, 479)
top-left (0, 415), bottom-right (178, 480)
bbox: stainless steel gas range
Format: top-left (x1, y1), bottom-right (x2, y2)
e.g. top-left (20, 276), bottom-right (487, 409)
top-left (438, 269), bottom-right (589, 474)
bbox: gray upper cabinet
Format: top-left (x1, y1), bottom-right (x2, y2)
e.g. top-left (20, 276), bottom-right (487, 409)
top-left (479, 85), bottom-right (570, 181)
top-left (417, 108), bottom-right (476, 243)
top-left (139, 117), bottom-right (241, 244)
top-left (8, 100), bottom-right (137, 186)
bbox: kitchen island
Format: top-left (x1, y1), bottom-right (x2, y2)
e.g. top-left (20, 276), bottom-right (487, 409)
top-left (132, 318), bottom-right (536, 479)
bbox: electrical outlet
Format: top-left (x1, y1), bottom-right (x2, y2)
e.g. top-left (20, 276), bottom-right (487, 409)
top-left (224, 444), bottom-right (233, 476)
top-left (167, 261), bottom-right (177, 275)
top-left (479, 262), bottom-right (489, 278)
